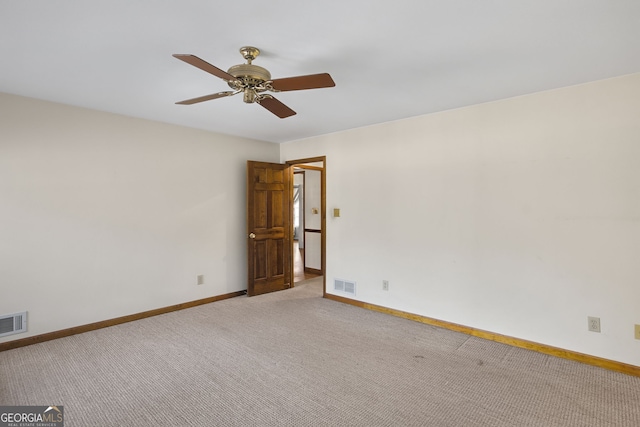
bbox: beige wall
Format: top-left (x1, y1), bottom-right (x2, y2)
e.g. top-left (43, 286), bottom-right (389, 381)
top-left (3, 74), bottom-right (639, 366)
top-left (281, 73), bottom-right (640, 366)
top-left (0, 93), bottom-right (279, 343)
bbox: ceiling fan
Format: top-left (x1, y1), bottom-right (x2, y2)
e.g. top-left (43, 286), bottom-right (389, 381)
top-left (173, 46), bottom-right (335, 118)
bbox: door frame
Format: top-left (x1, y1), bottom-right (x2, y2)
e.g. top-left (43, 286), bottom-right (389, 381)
top-left (286, 156), bottom-right (326, 296)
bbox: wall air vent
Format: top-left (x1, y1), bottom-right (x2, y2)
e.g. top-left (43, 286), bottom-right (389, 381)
top-left (334, 279), bottom-right (356, 295)
top-left (0, 312), bottom-right (27, 338)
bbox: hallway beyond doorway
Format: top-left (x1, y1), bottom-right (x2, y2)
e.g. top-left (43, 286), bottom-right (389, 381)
top-left (293, 240), bottom-right (321, 283)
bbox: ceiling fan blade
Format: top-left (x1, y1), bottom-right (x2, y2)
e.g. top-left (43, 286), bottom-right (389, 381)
top-left (257, 96), bottom-right (296, 118)
top-left (175, 91), bottom-right (237, 105)
top-left (173, 54), bottom-right (236, 82)
top-left (269, 73), bottom-right (335, 91)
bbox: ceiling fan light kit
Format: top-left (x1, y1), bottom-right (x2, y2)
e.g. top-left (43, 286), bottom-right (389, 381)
top-left (173, 46), bottom-right (335, 118)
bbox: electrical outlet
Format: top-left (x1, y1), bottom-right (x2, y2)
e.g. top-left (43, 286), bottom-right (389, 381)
top-left (635, 324), bottom-right (640, 340)
top-left (588, 316), bottom-right (601, 333)
top-left (197, 275), bottom-right (204, 286)
top-left (382, 280), bottom-right (389, 291)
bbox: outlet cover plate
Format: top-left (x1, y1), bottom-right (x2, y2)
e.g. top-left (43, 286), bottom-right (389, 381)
top-left (588, 316), bottom-right (601, 333)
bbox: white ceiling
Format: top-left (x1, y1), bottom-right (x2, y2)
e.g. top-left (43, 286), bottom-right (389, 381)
top-left (1, 1), bottom-right (639, 143)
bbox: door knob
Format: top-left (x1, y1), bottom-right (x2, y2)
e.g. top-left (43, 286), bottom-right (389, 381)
top-left (249, 233), bottom-right (256, 239)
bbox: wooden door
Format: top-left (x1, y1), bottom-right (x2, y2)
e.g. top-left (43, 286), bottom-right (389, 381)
top-left (246, 161), bottom-right (292, 296)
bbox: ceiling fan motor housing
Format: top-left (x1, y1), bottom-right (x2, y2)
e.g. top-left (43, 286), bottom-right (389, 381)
top-left (227, 64), bottom-right (271, 87)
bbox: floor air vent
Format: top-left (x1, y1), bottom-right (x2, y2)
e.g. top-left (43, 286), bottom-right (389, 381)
top-left (334, 279), bottom-right (356, 295)
top-left (0, 312), bottom-right (27, 338)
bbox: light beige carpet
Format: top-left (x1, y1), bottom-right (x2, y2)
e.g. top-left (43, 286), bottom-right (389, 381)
top-left (1, 277), bottom-right (639, 426)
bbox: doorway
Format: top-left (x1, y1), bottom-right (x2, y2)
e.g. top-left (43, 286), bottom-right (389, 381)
top-left (287, 157), bottom-right (326, 293)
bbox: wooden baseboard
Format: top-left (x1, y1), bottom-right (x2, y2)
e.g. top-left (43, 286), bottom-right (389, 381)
top-left (324, 293), bottom-right (640, 378)
top-left (304, 267), bottom-right (322, 275)
top-left (0, 290), bottom-right (245, 352)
